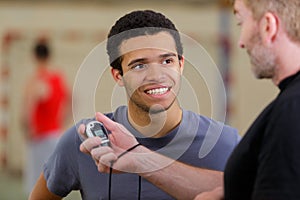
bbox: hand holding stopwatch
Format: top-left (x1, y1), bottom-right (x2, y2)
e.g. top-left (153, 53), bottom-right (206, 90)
top-left (85, 121), bottom-right (110, 147)
top-left (85, 120), bottom-right (141, 200)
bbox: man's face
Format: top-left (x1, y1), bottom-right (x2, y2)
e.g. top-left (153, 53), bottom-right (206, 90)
top-left (234, 0), bottom-right (276, 79)
top-left (116, 31), bottom-right (183, 114)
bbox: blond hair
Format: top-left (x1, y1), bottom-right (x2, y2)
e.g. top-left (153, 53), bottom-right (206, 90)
top-left (236, 0), bottom-right (300, 43)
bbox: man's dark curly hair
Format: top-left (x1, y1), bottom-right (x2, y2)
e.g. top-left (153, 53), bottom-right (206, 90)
top-left (106, 10), bottom-right (183, 75)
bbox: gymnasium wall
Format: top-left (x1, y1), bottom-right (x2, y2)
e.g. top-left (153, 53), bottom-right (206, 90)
top-left (0, 1), bottom-right (278, 172)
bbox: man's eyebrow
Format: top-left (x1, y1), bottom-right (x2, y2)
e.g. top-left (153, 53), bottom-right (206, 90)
top-left (127, 53), bottom-right (177, 67)
top-left (127, 58), bottom-right (147, 67)
top-left (159, 52), bottom-right (177, 58)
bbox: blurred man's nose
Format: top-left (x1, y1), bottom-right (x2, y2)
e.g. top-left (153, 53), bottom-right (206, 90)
top-left (239, 40), bottom-right (245, 49)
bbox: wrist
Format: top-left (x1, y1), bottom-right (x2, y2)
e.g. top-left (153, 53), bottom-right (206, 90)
top-left (117, 143), bottom-right (142, 159)
top-left (131, 146), bottom-right (175, 175)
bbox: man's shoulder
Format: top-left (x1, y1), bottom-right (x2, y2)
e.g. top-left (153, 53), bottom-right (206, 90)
top-left (185, 110), bottom-right (237, 130)
top-left (183, 110), bottom-right (240, 139)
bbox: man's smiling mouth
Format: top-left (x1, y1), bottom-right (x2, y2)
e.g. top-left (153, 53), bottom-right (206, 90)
top-left (145, 87), bottom-right (170, 95)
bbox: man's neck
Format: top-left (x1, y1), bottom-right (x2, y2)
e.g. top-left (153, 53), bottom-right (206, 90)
top-left (128, 103), bottom-right (183, 138)
top-left (272, 35), bottom-right (300, 85)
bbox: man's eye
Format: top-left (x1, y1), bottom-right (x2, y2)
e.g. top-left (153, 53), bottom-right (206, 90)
top-left (130, 64), bottom-right (147, 70)
top-left (162, 59), bottom-right (173, 65)
top-left (236, 21), bottom-right (242, 26)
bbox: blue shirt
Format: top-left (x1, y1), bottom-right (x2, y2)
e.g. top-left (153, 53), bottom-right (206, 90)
top-left (44, 106), bottom-right (240, 199)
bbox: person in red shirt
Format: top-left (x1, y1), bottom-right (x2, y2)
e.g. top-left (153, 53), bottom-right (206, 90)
top-left (22, 40), bottom-right (70, 195)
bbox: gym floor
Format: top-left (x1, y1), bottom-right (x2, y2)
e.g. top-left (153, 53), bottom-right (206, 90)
top-left (0, 169), bottom-right (81, 200)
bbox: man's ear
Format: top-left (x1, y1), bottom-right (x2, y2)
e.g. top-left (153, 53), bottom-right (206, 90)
top-left (260, 12), bottom-right (278, 45)
top-left (111, 68), bottom-right (124, 86)
top-left (179, 56), bottom-right (184, 75)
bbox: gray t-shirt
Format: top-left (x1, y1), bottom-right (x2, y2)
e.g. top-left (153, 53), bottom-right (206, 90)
top-left (44, 106), bottom-right (240, 199)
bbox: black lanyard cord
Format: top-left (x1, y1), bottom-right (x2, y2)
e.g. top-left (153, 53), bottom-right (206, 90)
top-left (109, 164), bottom-right (113, 200)
top-left (108, 143), bottom-right (142, 200)
top-left (138, 175), bottom-right (141, 200)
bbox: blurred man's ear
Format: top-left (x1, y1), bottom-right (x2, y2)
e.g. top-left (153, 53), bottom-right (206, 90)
top-left (260, 12), bottom-right (278, 46)
top-left (111, 68), bottom-right (124, 86)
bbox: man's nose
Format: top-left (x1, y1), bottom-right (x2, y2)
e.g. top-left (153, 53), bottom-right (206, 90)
top-left (145, 64), bottom-right (165, 81)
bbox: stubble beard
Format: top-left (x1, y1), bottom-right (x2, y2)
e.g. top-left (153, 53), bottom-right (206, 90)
top-left (248, 34), bottom-right (277, 79)
top-left (129, 92), bottom-right (178, 114)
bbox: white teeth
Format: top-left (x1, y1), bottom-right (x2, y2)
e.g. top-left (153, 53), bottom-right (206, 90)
top-left (146, 87), bottom-right (168, 95)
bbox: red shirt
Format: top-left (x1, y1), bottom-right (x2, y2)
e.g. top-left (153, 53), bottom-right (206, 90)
top-left (30, 69), bottom-right (68, 138)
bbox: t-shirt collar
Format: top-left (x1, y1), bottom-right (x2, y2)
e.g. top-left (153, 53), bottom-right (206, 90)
top-left (278, 71), bottom-right (300, 91)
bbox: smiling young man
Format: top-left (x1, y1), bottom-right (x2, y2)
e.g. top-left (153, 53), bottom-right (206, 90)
top-left (29, 10), bottom-right (240, 200)
top-left (112, 31), bottom-right (183, 138)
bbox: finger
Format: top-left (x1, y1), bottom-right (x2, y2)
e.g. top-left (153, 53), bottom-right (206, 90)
top-left (95, 112), bottom-right (118, 132)
top-left (95, 112), bottom-right (136, 138)
top-left (95, 112), bottom-right (138, 148)
top-left (90, 146), bottom-right (114, 161)
top-left (96, 161), bottom-right (121, 173)
top-left (97, 163), bottom-right (110, 173)
top-left (99, 152), bottom-right (118, 167)
top-left (78, 124), bottom-right (87, 139)
top-left (79, 137), bottom-right (102, 154)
